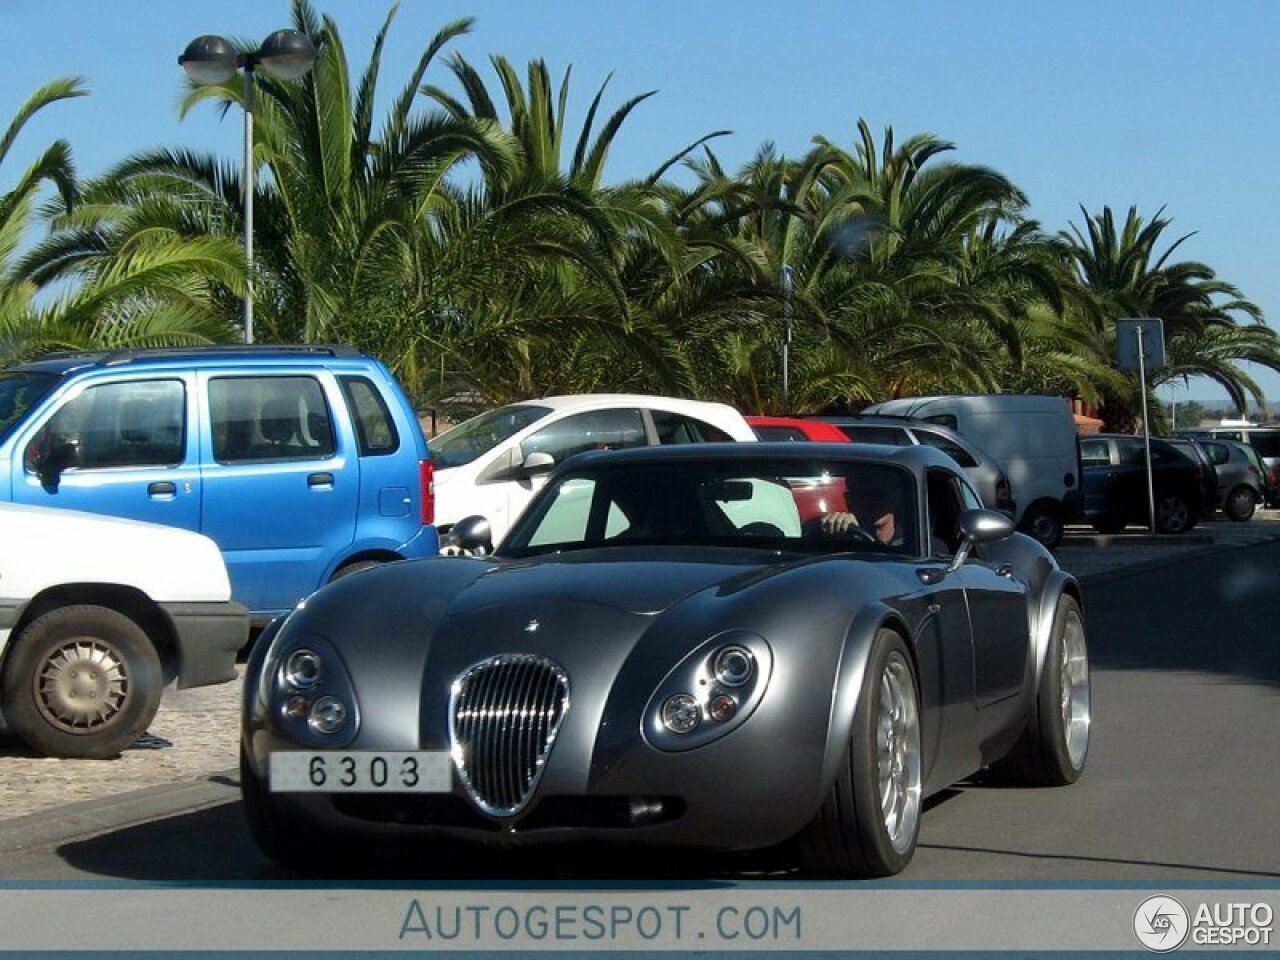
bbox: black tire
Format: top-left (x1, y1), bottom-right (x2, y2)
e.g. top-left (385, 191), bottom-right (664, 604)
top-left (797, 629), bottom-right (922, 878)
top-left (1224, 486), bottom-right (1257, 522)
top-left (330, 559), bottom-right (384, 581)
top-left (1155, 494), bottom-right (1193, 534)
top-left (1019, 502), bottom-right (1063, 548)
top-left (990, 595), bottom-right (1090, 787)
top-left (1, 605), bottom-right (162, 759)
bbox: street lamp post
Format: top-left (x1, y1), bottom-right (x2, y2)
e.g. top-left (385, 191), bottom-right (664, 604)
top-left (179, 30), bottom-right (317, 344)
top-left (780, 264), bottom-right (794, 415)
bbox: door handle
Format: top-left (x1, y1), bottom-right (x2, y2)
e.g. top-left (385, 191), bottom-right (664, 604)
top-left (147, 481), bottom-right (177, 497)
top-left (307, 473), bottom-right (335, 488)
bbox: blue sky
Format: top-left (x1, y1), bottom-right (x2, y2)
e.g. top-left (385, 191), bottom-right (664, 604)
top-left (5, 0), bottom-right (1279, 410)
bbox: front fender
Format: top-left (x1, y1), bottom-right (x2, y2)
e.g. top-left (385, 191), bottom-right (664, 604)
top-left (816, 601), bottom-right (912, 811)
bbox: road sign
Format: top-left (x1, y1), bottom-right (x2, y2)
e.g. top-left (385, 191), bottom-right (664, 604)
top-left (1116, 318), bottom-right (1166, 371)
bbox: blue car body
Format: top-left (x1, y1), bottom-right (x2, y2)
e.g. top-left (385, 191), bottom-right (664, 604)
top-left (0, 345), bottom-right (438, 620)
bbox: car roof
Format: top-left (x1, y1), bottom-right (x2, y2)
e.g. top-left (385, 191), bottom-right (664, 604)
top-left (14, 344), bottom-right (366, 376)
top-left (508, 393), bottom-right (738, 413)
top-left (559, 440), bottom-right (958, 474)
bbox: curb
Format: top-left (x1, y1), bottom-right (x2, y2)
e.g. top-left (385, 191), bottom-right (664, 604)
top-left (0, 769), bottom-right (239, 857)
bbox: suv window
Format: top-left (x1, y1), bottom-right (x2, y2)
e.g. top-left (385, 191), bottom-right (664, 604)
top-left (912, 428), bottom-right (977, 468)
top-left (339, 375), bottom-right (399, 456)
top-left (1080, 438), bottom-right (1110, 466)
top-left (25, 379), bottom-right (185, 471)
top-left (209, 376), bottom-right (336, 463)
top-left (650, 410), bottom-right (733, 444)
top-left (1115, 438), bottom-right (1145, 465)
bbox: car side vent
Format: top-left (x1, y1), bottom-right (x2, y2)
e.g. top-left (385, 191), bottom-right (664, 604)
top-left (449, 654), bottom-right (569, 817)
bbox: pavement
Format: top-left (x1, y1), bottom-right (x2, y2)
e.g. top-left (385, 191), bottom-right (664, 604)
top-left (2, 510), bottom-right (1278, 855)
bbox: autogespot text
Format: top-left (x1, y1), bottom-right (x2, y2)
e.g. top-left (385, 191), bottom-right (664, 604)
top-left (400, 899), bottom-right (803, 946)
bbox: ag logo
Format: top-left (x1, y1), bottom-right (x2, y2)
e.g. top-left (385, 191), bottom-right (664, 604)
top-left (1134, 895), bottom-right (1190, 952)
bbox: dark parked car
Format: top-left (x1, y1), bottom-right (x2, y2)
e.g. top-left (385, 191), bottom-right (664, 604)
top-left (241, 443), bottom-right (1089, 878)
top-left (1078, 434), bottom-right (1208, 533)
top-left (1163, 437), bottom-right (1220, 519)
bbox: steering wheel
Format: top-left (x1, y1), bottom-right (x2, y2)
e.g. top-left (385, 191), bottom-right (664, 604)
top-left (802, 515), bottom-right (877, 544)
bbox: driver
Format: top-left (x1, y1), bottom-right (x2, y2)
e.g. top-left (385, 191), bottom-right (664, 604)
top-left (816, 469), bottom-right (905, 547)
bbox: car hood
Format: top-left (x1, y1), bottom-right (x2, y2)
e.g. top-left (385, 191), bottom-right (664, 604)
top-left (447, 548), bottom-right (777, 617)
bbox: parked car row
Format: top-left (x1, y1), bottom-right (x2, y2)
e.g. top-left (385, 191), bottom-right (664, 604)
top-left (0, 345), bottom-right (1267, 758)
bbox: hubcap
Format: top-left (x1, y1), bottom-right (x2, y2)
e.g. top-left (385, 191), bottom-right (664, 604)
top-left (1058, 610), bottom-right (1091, 770)
top-left (35, 639), bottom-right (129, 732)
top-left (1158, 497), bottom-right (1188, 532)
top-left (876, 652), bottom-right (922, 853)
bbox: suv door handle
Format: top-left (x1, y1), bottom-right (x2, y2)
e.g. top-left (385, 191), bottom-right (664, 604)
top-left (307, 473), bottom-right (335, 488)
top-left (147, 481), bottom-right (177, 497)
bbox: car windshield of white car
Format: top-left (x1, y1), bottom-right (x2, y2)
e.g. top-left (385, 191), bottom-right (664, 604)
top-left (500, 458), bottom-right (919, 558)
top-left (430, 404), bottom-right (552, 468)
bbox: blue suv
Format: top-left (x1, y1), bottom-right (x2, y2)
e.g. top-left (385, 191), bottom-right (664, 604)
top-left (0, 345), bottom-right (438, 622)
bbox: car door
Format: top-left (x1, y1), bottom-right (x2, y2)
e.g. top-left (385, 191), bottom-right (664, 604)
top-left (1079, 436), bottom-right (1119, 519)
top-left (10, 375), bottom-right (201, 531)
top-left (196, 371), bottom-right (358, 616)
top-left (925, 469), bottom-right (1028, 706)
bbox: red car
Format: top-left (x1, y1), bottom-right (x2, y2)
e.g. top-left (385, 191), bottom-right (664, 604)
top-left (746, 415), bottom-right (850, 443)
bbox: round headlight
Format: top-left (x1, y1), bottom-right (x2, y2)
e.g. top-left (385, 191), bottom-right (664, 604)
top-left (308, 695), bottom-right (348, 734)
top-left (660, 694), bottom-right (701, 734)
top-left (284, 649), bottom-right (322, 689)
top-left (712, 645), bottom-right (754, 687)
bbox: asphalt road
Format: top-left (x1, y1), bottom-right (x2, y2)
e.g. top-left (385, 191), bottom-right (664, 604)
top-left (1, 536), bottom-right (1277, 884)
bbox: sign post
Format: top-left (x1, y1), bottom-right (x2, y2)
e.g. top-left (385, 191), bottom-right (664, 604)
top-left (1116, 318), bottom-right (1166, 532)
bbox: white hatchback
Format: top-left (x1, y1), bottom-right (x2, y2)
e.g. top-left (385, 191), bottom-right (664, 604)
top-left (0, 502), bottom-right (248, 758)
top-left (431, 394), bottom-right (756, 544)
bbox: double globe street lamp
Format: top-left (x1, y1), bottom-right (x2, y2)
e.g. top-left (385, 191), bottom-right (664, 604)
top-left (178, 29), bottom-right (317, 344)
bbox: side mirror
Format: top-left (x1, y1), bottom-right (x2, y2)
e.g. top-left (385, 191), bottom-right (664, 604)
top-left (452, 515), bottom-right (494, 556)
top-left (949, 508), bottom-right (1015, 571)
top-left (520, 451), bottom-right (556, 476)
top-left (37, 440), bottom-right (81, 490)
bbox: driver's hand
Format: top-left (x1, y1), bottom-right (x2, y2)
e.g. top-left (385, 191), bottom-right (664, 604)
top-left (820, 511), bottom-right (860, 534)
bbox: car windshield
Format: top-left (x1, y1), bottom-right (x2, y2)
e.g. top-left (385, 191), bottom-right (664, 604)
top-left (501, 457), bottom-right (918, 559)
top-left (431, 404), bottom-right (551, 469)
top-left (0, 371), bottom-right (59, 444)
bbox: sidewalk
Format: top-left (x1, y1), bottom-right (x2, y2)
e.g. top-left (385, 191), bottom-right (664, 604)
top-left (2, 512), bottom-right (1277, 850)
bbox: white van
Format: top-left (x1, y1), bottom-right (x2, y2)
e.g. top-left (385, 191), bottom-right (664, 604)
top-left (861, 395), bottom-right (1082, 547)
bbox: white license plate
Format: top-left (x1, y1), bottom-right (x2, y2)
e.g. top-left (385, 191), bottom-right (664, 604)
top-left (270, 751), bottom-right (451, 793)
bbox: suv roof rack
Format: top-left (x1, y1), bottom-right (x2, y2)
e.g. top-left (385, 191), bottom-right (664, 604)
top-left (39, 343), bottom-right (363, 366)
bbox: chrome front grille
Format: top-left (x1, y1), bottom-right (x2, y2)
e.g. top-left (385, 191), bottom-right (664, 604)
top-left (449, 654), bottom-right (569, 817)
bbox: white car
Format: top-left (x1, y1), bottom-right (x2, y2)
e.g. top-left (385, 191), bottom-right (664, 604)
top-left (0, 502), bottom-right (248, 758)
top-left (431, 394), bottom-right (757, 543)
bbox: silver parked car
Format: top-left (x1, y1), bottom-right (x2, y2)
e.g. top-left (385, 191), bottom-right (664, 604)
top-left (241, 443), bottom-right (1089, 878)
top-left (808, 415), bottom-right (1015, 522)
top-left (1199, 438), bottom-right (1268, 521)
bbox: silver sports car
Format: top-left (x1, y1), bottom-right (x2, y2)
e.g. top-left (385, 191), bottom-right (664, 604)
top-left (241, 443), bottom-right (1090, 877)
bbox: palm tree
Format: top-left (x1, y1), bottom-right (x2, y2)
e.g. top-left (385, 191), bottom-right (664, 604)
top-left (0, 77), bottom-right (85, 363)
top-left (1061, 205), bottom-right (1278, 427)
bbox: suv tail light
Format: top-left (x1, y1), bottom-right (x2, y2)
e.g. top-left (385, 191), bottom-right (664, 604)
top-left (419, 459), bottom-right (435, 525)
